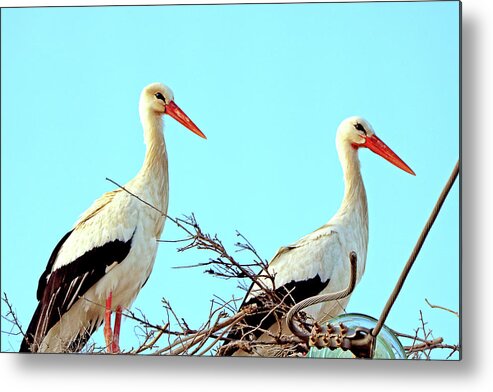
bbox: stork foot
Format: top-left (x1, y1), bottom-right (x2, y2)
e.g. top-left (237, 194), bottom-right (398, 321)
top-left (111, 306), bottom-right (122, 353)
top-left (104, 292), bottom-right (114, 353)
top-left (104, 292), bottom-right (122, 354)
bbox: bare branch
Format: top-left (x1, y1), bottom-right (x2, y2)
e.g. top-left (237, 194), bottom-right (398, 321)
top-left (392, 308), bottom-right (460, 359)
top-left (1, 292), bottom-right (24, 337)
top-left (425, 298), bottom-right (459, 317)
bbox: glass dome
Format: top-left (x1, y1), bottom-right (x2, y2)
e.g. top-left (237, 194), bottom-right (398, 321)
top-left (306, 313), bottom-right (407, 359)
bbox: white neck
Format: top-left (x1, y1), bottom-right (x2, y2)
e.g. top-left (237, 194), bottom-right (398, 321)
top-left (331, 141), bottom-right (369, 279)
top-left (140, 109), bottom-right (167, 169)
top-left (134, 108), bottom-right (169, 211)
top-left (334, 141), bottom-right (369, 233)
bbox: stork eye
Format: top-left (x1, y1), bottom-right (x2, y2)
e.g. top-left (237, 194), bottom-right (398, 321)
top-left (354, 123), bottom-right (367, 134)
top-left (155, 92), bottom-right (166, 103)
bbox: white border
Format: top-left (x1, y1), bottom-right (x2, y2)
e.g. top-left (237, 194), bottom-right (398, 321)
top-left (2, 1), bottom-right (491, 391)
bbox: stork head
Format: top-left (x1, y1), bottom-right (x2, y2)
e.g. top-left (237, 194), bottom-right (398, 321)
top-left (140, 82), bottom-right (206, 139)
top-left (337, 116), bottom-right (415, 175)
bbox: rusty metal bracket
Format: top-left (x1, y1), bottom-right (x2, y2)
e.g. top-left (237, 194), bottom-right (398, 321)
top-left (307, 322), bottom-right (375, 358)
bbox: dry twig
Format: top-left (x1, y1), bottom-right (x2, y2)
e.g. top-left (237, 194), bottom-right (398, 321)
top-left (425, 298), bottom-right (460, 317)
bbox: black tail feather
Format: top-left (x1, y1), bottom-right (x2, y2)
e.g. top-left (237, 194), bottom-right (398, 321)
top-left (19, 302), bottom-right (42, 352)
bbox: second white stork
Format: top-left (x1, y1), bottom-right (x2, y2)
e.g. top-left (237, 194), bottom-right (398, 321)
top-left (223, 116), bottom-right (414, 356)
top-left (20, 82), bottom-right (206, 353)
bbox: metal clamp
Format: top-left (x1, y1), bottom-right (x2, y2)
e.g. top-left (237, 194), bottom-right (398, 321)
top-left (307, 322), bottom-right (375, 358)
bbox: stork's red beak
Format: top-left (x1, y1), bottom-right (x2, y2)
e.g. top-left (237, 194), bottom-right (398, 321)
top-left (165, 100), bottom-right (206, 139)
top-left (364, 134), bottom-right (415, 175)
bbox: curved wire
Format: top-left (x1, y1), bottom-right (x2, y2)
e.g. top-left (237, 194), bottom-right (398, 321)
top-left (286, 252), bottom-right (358, 340)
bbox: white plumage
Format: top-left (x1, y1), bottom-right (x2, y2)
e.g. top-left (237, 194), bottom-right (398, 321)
top-left (226, 116), bottom-right (414, 356)
top-left (20, 82), bottom-right (205, 353)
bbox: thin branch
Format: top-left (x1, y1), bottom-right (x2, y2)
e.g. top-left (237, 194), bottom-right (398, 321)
top-left (1, 292), bottom-right (24, 337)
top-left (392, 309), bottom-right (460, 359)
top-left (425, 298), bottom-right (459, 317)
top-left (134, 327), bottom-right (168, 354)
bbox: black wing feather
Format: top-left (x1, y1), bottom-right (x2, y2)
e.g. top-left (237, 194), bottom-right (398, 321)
top-left (20, 231), bottom-right (134, 352)
top-left (36, 230), bottom-right (73, 301)
top-left (223, 274), bottom-right (330, 355)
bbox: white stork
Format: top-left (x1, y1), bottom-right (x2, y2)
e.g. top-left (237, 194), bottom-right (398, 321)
top-left (20, 82), bottom-right (206, 353)
top-left (224, 116), bottom-right (414, 356)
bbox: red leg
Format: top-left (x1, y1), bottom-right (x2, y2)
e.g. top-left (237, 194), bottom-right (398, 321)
top-left (111, 305), bottom-right (122, 353)
top-left (104, 292), bottom-right (114, 353)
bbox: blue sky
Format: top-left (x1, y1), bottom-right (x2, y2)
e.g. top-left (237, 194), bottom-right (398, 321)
top-left (1, 1), bottom-right (459, 358)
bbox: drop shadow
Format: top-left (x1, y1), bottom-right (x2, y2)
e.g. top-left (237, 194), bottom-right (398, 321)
top-left (6, 2), bottom-right (476, 381)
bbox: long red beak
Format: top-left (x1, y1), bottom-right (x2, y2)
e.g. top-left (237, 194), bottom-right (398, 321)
top-left (165, 100), bottom-right (206, 139)
top-left (364, 134), bottom-right (415, 175)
